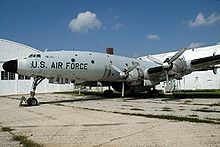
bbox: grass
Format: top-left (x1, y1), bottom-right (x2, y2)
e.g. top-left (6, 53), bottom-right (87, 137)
top-left (130, 108), bottom-right (145, 111)
top-left (205, 117), bottom-right (220, 122)
top-left (187, 114), bottom-right (199, 117)
top-left (173, 89), bottom-right (220, 98)
top-left (54, 90), bottom-right (166, 98)
top-left (0, 126), bottom-right (43, 147)
top-left (1, 126), bottom-right (14, 132)
top-left (12, 134), bottom-right (43, 147)
top-left (161, 107), bottom-right (173, 111)
top-left (192, 108), bottom-right (220, 113)
top-left (54, 104), bottom-right (220, 124)
top-left (55, 89), bottom-right (220, 99)
top-left (54, 90), bottom-right (122, 98)
top-left (209, 103), bottom-right (220, 107)
top-left (112, 111), bottom-right (220, 124)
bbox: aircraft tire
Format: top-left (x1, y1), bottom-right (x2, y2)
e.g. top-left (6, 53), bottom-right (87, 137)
top-left (103, 90), bottom-right (113, 97)
top-left (147, 89), bottom-right (159, 98)
top-left (27, 98), bottom-right (38, 106)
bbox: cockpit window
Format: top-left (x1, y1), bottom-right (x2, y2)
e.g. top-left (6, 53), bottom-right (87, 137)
top-left (28, 54), bottom-right (41, 58)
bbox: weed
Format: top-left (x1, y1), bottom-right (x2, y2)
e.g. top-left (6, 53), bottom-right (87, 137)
top-left (51, 100), bottom-right (220, 125)
top-left (55, 103), bottom-right (65, 106)
top-left (113, 111), bottom-right (220, 124)
top-left (210, 103), bottom-right (220, 107)
top-left (130, 108), bottom-right (145, 111)
top-left (12, 134), bottom-right (43, 147)
top-left (161, 107), bottom-right (173, 111)
top-left (1, 126), bottom-right (43, 147)
top-left (188, 114), bottom-right (199, 117)
top-left (205, 117), bottom-right (220, 121)
top-left (192, 109), bottom-right (220, 113)
top-left (1, 127), bottom-right (14, 132)
top-left (72, 105), bottom-right (220, 124)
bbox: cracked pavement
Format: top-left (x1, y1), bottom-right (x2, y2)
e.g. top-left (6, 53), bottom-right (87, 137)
top-left (0, 93), bottom-right (219, 147)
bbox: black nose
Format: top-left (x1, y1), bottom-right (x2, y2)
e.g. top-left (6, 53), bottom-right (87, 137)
top-left (3, 60), bottom-right (17, 73)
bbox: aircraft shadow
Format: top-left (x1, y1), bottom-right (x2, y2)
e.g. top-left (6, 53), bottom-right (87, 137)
top-left (39, 95), bottom-right (120, 105)
top-left (38, 91), bottom-right (220, 105)
top-left (39, 92), bottom-right (167, 105)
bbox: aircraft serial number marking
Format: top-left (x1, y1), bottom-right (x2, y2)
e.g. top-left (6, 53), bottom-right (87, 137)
top-left (31, 61), bottom-right (88, 70)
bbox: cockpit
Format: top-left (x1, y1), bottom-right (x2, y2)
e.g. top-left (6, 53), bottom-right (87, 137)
top-left (28, 54), bottom-right (41, 58)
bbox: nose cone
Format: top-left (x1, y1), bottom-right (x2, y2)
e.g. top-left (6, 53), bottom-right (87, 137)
top-left (3, 60), bottom-right (17, 73)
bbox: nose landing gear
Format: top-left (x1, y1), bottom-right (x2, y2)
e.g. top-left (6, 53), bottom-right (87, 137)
top-left (23, 77), bottom-right (44, 106)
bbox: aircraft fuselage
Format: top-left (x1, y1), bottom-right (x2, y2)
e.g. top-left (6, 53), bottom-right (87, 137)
top-left (17, 51), bottom-right (157, 83)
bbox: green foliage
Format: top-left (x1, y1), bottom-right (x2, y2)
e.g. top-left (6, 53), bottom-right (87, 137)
top-left (173, 89), bottom-right (220, 98)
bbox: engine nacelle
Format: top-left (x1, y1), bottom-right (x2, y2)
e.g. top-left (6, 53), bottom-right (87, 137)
top-left (169, 58), bottom-right (192, 79)
top-left (126, 68), bottom-right (144, 83)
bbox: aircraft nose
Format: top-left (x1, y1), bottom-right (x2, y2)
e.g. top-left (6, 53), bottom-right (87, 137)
top-left (3, 60), bottom-right (17, 73)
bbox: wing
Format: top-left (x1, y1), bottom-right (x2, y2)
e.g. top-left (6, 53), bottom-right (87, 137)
top-left (190, 54), bottom-right (220, 71)
top-left (147, 54), bottom-right (220, 76)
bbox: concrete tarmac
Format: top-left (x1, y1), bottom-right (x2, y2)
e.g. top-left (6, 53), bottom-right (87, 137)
top-left (0, 93), bottom-right (219, 147)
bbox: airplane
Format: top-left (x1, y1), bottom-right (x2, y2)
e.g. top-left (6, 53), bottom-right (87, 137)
top-left (2, 48), bottom-right (220, 106)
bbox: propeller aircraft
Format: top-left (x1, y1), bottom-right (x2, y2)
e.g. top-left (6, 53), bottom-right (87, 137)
top-left (2, 47), bottom-right (220, 106)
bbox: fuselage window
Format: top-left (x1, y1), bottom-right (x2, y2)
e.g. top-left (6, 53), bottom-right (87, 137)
top-left (71, 58), bottom-right (75, 62)
top-left (125, 63), bottom-right (128, 66)
top-left (91, 60), bottom-right (95, 64)
top-left (75, 54), bottom-right (78, 56)
top-left (37, 54), bottom-right (41, 58)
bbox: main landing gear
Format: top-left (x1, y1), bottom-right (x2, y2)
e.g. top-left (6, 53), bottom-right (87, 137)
top-left (147, 88), bottom-right (160, 98)
top-left (103, 86), bottom-right (113, 96)
top-left (20, 77), bottom-right (44, 106)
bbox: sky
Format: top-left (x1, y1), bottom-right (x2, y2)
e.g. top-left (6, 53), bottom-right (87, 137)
top-left (0, 0), bottom-right (220, 57)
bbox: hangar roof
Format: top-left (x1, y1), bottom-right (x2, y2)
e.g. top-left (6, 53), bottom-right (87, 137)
top-left (140, 44), bottom-right (220, 62)
top-left (0, 38), bottom-right (41, 62)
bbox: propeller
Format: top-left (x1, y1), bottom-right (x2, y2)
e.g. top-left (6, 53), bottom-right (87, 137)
top-left (147, 48), bottom-right (186, 92)
top-left (111, 62), bottom-right (140, 97)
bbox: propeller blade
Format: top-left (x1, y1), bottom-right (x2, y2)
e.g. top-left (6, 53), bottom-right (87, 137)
top-left (111, 62), bottom-right (139, 98)
top-left (111, 64), bottom-right (123, 73)
top-left (126, 62), bottom-right (140, 73)
top-left (147, 55), bottom-right (163, 65)
top-left (168, 48), bottom-right (186, 64)
top-left (122, 81), bottom-right (125, 97)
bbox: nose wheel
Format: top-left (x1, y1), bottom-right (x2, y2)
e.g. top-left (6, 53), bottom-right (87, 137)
top-left (27, 97), bottom-right (38, 106)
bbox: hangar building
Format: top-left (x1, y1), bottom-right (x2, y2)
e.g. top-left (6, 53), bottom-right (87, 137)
top-left (140, 44), bottom-right (220, 90)
top-left (0, 39), bottom-right (74, 96)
